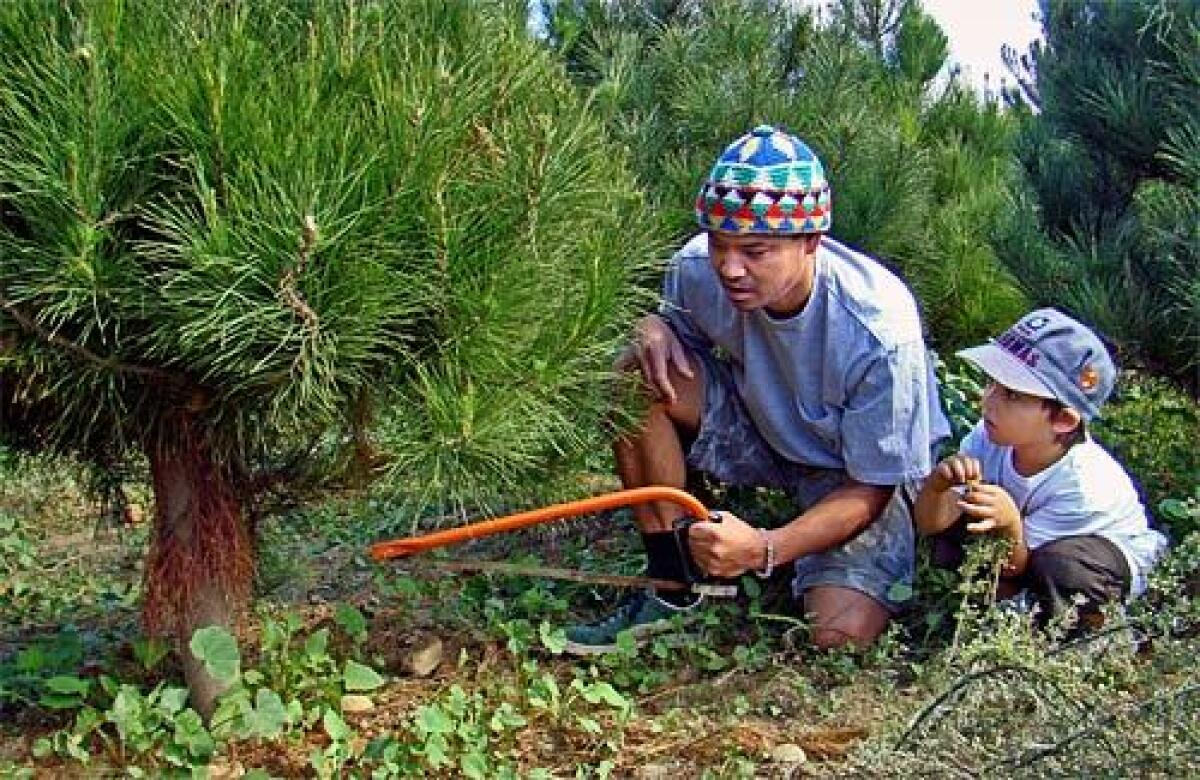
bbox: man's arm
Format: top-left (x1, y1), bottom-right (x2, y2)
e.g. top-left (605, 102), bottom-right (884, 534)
top-left (770, 480), bottom-right (894, 565)
top-left (687, 479), bottom-right (893, 579)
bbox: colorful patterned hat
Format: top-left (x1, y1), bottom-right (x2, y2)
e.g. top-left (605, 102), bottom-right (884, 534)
top-left (695, 124), bottom-right (831, 235)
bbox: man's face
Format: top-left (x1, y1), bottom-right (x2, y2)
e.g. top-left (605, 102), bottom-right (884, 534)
top-left (708, 232), bottom-right (817, 317)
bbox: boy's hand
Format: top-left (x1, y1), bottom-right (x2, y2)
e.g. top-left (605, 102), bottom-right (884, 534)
top-left (930, 454), bottom-right (983, 491)
top-left (958, 484), bottom-right (1022, 538)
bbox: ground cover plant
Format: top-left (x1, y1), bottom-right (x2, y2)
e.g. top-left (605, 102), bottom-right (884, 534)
top-left (1, 358), bottom-right (1197, 776)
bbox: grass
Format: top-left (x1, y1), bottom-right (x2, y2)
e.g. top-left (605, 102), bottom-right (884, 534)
top-left (1, 379), bottom-right (1198, 777)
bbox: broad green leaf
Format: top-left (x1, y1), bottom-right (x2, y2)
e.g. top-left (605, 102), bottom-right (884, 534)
top-left (343, 660), bottom-right (384, 691)
top-left (416, 704), bottom-right (453, 735)
top-left (188, 627), bottom-right (241, 685)
top-left (156, 686), bottom-right (189, 715)
top-left (538, 621), bottom-right (566, 655)
top-left (323, 707), bottom-right (351, 741)
top-left (887, 582), bottom-right (915, 602)
top-left (581, 681), bottom-right (628, 710)
top-left (172, 710), bottom-right (215, 760)
top-left (39, 693), bottom-right (86, 710)
top-left (461, 751), bottom-right (489, 779)
top-left (43, 676), bottom-right (90, 695)
top-left (424, 732), bottom-right (450, 768)
top-left (246, 689), bottom-right (288, 739)
top-left (108, 686), bottom-right (148, 739)
top-left (305, 627), bottom-right (330, 659)
top-left (334, 603), bottom-right (368, 640)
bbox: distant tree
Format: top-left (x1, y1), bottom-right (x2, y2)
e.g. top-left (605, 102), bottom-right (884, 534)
top-left (540, 0), bottom-right (1028, 349)
top-left (0, 0), bottom-right (655, 715)
top-left (996, 0), bottom-right (1199, 386)
top-left (831, 0), bottom-right (911, 60)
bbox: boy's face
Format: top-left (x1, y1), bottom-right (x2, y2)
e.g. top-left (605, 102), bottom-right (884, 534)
top-left (708, 232), bottom-right (820, 317)
top-left (980, 381), bottom-right (1068, 447)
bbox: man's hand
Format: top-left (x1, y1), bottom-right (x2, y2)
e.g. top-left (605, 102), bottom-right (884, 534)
top-left (958, 483), bottom-right (1022, 539)
top-left (930, 453), bottom-right (983, 492)
top-left (686, 511), bottom-right (765, 578)
top-left (628, 314), bottom-right (694, 405)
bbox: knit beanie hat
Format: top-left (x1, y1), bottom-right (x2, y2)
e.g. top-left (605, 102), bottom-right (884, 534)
top-left (695, 124), bottom-right (831, 236)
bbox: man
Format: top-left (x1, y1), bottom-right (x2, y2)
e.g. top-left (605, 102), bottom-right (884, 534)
top-left (564, 125), bottom-right (949, 655)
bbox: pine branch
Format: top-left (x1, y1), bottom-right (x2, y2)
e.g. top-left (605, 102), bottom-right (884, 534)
top-left (0, 290), bottom-right (176, 381)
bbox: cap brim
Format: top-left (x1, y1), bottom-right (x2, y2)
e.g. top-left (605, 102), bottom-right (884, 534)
top-left (956, 343), bottom-right (1058, 400)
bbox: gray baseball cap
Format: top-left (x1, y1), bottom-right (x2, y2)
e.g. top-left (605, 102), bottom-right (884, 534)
top-left (956, 308), bottom-right (1116, 420)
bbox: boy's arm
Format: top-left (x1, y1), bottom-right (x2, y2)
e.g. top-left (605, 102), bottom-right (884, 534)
top-left (914, 472), bottom-right (963, 535)
top-left (959, 485), bottom-right (1029, 575)
top-left (914, 454), bottom-right (983, 536)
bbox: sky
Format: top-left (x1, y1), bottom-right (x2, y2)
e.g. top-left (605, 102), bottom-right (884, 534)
top-left (796, 0), bottom-right (1044, 93)
top-left (920, 0), bottom-right (1043, 91)
top-left (530, 1), bottom-right (1045, 93)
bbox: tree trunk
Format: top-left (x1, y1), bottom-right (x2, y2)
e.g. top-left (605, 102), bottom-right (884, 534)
top-left (142, 419), bottom-right (253, 719)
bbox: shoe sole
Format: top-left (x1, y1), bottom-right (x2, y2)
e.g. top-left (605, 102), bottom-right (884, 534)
top-left (561, 621), bottom-right (693, 657)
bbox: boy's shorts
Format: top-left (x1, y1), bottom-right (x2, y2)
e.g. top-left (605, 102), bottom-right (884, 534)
top-left (685, 352), bottom-right (916, 613)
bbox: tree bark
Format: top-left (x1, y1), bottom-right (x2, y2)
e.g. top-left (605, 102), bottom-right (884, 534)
top-left (142, 419), bottom-right (252, 720)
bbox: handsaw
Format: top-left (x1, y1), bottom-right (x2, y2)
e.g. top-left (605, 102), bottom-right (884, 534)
top-left (369, 486), bottom-right (737, 597)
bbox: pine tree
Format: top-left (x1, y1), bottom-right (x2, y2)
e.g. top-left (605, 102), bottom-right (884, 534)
top-left (0, 0), bottom-right (656, 714)
top-left (998, 0), bottom-right (1199, 385)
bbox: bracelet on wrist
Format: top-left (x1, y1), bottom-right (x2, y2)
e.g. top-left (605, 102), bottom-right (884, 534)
top-left (754, 528), bottom-right (775, 579)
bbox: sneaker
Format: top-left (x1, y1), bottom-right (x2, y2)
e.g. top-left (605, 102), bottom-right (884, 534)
top-left (996, 589), bottom-right (1037, 616)
top-left (562, 590), bottom-right (700, 656)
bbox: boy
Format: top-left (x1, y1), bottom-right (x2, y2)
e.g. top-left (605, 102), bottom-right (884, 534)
top-left (915, 308), bottom-right (1167, 630)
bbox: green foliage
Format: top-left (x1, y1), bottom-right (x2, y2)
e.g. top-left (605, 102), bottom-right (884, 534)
top-left (850, 535), bottom-right (1200, 777)
top-left (189, 626), bottom-right (241, 687)
top-left (998, 0), bottom-right (1199, 382)
top-left (0, 0), bottom-right (657, 519)
top-left (1157, 490), bottom-right (1200, 540)
top-left (0, 628), bottom-right (86, 710)
top-left (1091, 375), bottom-right (1200, 536)
top-left (541, 0), bottom-right (1028, 350)
top-left (28, 611), bottom-right (390, 773)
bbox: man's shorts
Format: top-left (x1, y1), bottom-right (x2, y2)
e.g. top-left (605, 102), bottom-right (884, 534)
top-left (685, 352), bottom-right (916, 614)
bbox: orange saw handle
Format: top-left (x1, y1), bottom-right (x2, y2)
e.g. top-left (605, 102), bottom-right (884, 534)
top-left (369, 486), bottom-right (711, 561)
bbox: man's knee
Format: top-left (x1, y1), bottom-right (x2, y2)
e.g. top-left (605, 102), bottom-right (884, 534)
top-left (804, 586), bottom-right (891, 650)
top-left (611, 353), bottom-right (704, 428)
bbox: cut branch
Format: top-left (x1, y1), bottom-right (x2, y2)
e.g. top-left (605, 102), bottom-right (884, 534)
top-left (278, 214), bottom-right (321, 336)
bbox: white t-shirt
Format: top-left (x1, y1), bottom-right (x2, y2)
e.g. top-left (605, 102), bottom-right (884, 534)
top-left (959, 421), bottom-right (1167, 597)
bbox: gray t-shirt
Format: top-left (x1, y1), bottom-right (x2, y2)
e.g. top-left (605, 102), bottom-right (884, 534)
top-left (659, 233), bottom-right (949, 486)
